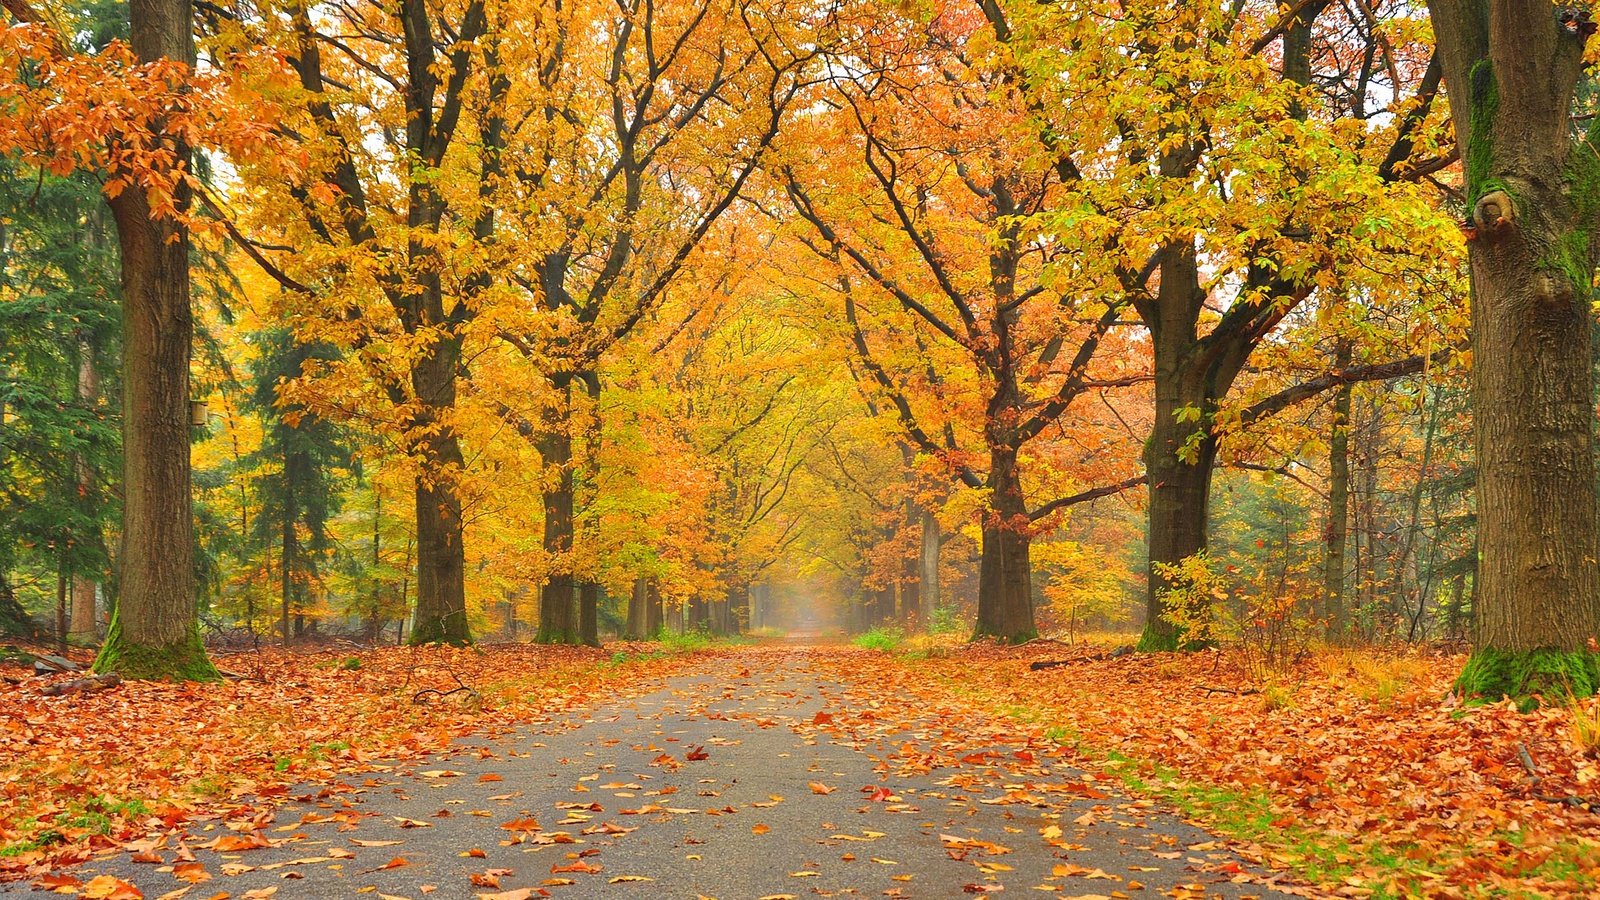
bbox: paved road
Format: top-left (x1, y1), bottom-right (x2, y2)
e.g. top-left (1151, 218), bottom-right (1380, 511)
top-left (7, 647), bottom-right (1306, 899)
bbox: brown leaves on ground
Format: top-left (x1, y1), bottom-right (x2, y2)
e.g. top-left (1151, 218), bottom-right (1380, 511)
top-left (821, 641), bottom-right (1600, 897)
top-left (0, 643), bottom-right (696, 875)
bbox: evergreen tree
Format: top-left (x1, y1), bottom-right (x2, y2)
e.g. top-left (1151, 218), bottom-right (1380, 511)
top-left (244, 329), bottom-right (349, 643)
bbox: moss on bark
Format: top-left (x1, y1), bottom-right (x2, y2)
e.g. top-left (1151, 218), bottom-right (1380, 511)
top-left (408, 613), bottom-right (471, 646)
top-left (1456, 647), bottom-right (1600, 710)
top-left (971, 625), bottom-right (1038, 645)
top-left (92, 609), bottom-right (218, 682)
top-left (1137, 622), bottom-right (1178, 652)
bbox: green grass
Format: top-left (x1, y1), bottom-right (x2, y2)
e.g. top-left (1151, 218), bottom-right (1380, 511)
top-left (852, 626), bottom-right (903, 652)
top-left (652, 628), bottom-right (752, 653)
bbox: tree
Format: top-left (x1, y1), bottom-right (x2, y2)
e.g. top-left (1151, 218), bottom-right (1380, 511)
top-left (1428, 0), bottom-right (1600, 703)
top-left (91, 0), bottom-right (216, 679)
top-left (245, 329), bottom-right (349, 643)
top-left (487, 0), bottom-right (814, 644)
top-left (977, 0), bottom-right (1456, 650)
top-left (0, 161), bottom-right (120, 643)
top-left (781, 1), bottom-right (1145, 642)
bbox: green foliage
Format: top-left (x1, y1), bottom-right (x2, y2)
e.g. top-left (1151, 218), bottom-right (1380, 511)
top-left (656, 627), bottom-right (715, 653)
top-left (242, 328), bottom-right (353, 637)
top-left (928, 604), bottom-right (964, 635)
top-left (0, 160), bottom-right (120, 634)
top-left (853, 625), bottom-right (902, 651)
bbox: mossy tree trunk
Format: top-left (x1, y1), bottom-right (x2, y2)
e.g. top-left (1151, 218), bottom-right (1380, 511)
top-left (1429, 0), bottom-right (1600, 704)
top-left (93, 0), bottom-right (216, 681)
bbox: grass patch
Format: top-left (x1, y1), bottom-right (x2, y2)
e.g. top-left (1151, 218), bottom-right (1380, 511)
top-left (1317, 648), bottom-right (1430, 706)
top-left (852, 626), bottom-right (903, 652)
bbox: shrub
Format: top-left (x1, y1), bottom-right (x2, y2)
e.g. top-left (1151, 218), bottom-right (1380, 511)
top-left (853, 626), bottom-right (902, 652)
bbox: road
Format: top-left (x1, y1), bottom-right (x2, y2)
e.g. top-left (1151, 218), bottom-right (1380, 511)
top-left (7, 645), bottom-right (1306, 898)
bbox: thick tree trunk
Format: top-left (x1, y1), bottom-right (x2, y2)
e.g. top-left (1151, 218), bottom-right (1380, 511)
top-left (663, 591), bottom-right (681, 634)
top-left (408, 336), bottom-right (470, 644)
top-left (646, 578), bottom-right (663, 637)
top-left (625, 576), bottom-right (648, 640)
top-left (536, 380), bottom-right (579, 644)
top-left (1140, 363), bottom-right (1219, 652)
top-left (93, 0), bottom-right (215, 679)
top-left (1430, 0), bottom-right (1600, 703)
top-left (973, 445), bottom-right (1034, 643)
top-left (1323, 351), bottom-right (1353, 641)
top-left (899, 545), bottom-right (919, 627)
top-left (920, 510), bottom-right (939, 626)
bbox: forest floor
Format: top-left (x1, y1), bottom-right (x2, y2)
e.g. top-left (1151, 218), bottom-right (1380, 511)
top-left (857, 635), bottom-right (1600, 898)
top-left (0, 638), bottom-right (1595, 898)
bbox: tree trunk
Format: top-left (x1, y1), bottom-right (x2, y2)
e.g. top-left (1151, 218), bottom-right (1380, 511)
top-left (407, 335), bottom-right (470, 644)
top-left (93, 0), bottom-right (215, 680)
top-left (729, 580), bottom-right (749, 634)
top-left (1139, 363), bottom-right (1220, 652)
top-left (579, 580), bottom-right (600, 646)
top-left (973, 445), bottom-right (1034, 642)
top-left (280, 516), bottom-right (293, 645)
top-left (920, 510), bottom-right (939, 626)
top-left (536, 379), bottom-right (579, 644)
top-left (625, 576), bottom-right (648, 640)
top-left (70, 337), bottom-right (100, 642)
top-left (664, 590), bottom-right (681, 634)
top-left (1323, 348), bottom-right (1353, 641)
top-left (1429, 0), bottom-right (1600, 703)
top-left (646, 578), bottom-right (664, 637)
top-left (55, 557), bottom-right (68, 654)
top-left (899, 529), bottom-right (919, 627)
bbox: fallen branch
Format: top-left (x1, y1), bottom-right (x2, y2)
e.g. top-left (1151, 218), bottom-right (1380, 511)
top-left (1028, 647), bottom-right (1134, 670)
top-left (1515, 741), bottom-right (1600, 810)
top-left (40, 673), bottom-right (121, 697)
top-left (1200, 685), bottom-right (1261, 696)
top-left (413, 685), bottom-right (480, 705)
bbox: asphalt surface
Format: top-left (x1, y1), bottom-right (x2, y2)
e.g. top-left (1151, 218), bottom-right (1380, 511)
top-left (6, 647), bottom-right (1306, 899)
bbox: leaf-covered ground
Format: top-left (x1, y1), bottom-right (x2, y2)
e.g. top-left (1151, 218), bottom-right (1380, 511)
top-left (843, 639), bottom-right (1600, 897)
top-left (3, 645), bottom-right (1301, 900)
top-left (0, 643), bottom-right (701, 877)
top-left (4, 640), bottom-right (1598, 898)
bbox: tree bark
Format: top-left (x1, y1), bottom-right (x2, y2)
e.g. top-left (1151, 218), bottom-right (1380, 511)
top-left (1323, 346), bottom-right (1352, 641)
top-left (625, 576), bottom-right (648, 640)
top-left (974, 445), bottom-right (1035, 642)
top-left (1429, 0), bottom-right (1600, 703)
top-left (646, 578), bottom-right (663, 637)
top-left (920, 509), bottom-right (939, 626)
top-left (407, 332), bottom-right (469, 644)
top-left (536, 378), bottom-right (579, 644)
top-left (92, 0), bottom-right (216, 680)
top-left (1139, 331), bottom-right (1223, 652)
top-left (69, 337), bottom-right (100, 642)
top-left (579, 580), bottom-right (600, 646)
